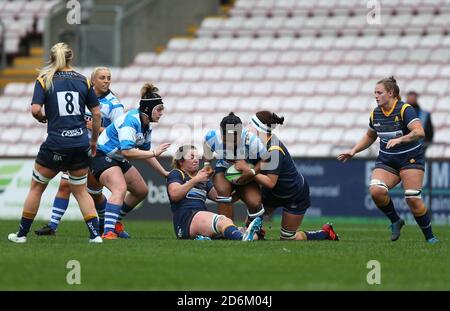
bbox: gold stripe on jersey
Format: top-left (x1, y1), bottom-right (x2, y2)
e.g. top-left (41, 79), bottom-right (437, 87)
top-left (381, 99), bottom-right (398, 117)
top-left (400, 103), bottom-right (412, 120)
top-left (174, 169), bottom-right (185, 181)
top-left (268, 145), bottom-right (286, 156)
top-left (37, 77), bottom-right (45, 89)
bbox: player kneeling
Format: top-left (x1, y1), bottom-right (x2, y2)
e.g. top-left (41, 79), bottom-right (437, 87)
top-left (167, 145), bottom-right (261, 241)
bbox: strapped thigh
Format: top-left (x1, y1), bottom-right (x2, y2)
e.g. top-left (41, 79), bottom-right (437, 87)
top-left (32, 168), bottom-right (51, 184)
top-left (68, 173), bottom-right (88, 185)
top-left (369, 179), bottom-right (389, 191)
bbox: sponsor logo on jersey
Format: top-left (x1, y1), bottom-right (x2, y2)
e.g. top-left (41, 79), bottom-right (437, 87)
top-left (61, 128), bottom-right (83, 137)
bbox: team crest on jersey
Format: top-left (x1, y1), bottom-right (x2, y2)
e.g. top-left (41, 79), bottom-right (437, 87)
top-left (136, 132), bottom-right (151, 146)
top-left (410, 158), bottom-right (416, 163)
top-left (136, 133), bottom-right (146, 145)
top-left (394, 116), bottom-right (399, 122)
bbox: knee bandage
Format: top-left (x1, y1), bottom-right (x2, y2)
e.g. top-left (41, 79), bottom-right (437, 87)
top-left (280, 227), bottom-right (296, 240)
top-left (32, 168), bottom-right (51, 184)
top-left (61, 173), bottom-right (69, 180)
top-left (87, 187), bottom-right (103, 195)
top-left (405, 189), bottom-right (422, 199)
top-left (211, 214), bottom-right (225, 235)
top-left (369, 179), bottom-right (388, 191)
top-left (68, 174), bottom-right (88, 185)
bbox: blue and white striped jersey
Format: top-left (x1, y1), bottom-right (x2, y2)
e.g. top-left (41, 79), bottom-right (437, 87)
top-left (98, 108), bottom-right (152, 160)
top-left (85, 89), bottom-right (124, 139)
top-left (98, 90), bottom-right (124, 128)
top-left (204, 128), bottom-right (267, 169)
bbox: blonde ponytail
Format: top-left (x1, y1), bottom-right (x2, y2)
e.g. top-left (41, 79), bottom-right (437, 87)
top-left (38, 42), bottom-right (73, 90)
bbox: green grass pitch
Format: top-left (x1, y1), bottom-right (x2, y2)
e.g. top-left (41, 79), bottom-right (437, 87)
top-left (0, 218), bottom-right (449, 290)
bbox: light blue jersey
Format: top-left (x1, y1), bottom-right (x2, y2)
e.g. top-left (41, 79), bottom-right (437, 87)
top-left (85, 90), bottom-right (124, 139)
top-left (204, 128), bottom-right (267, 169)
top-left (98, 108), bottom-right (152, 160)
top-left (98, 90), bottom-right (125, 128)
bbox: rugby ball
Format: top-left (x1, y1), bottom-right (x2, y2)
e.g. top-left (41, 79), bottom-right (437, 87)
top-left (224, 163), bottom-right (254, 185)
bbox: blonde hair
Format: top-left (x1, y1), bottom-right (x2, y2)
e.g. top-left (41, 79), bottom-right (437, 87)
top-left (38, 42), bottom-right (73, 90)
top-left (91, 66), bottom-right (111, 81)
top-left (377, 76), bottom-right (402, 101)
top-left (171, 145), bottom-right (197, 169)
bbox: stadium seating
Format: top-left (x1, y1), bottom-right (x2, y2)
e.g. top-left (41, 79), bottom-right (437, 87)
top-left (0, 0), bottom-right (61, 54)
top-left (1, 0), bottom-right (450, 157)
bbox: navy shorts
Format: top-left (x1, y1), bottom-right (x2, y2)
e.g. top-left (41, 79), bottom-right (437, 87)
top-left (173, 210), bottom-right (201, 239)
top-left (375, 146), bottom-right (425, 176)
top-left (262, 181), bottom-right (311, 215)
top-left (36, 145), bottom-right (91, 172)
top-left (90, 150), bottom-right (132, 181)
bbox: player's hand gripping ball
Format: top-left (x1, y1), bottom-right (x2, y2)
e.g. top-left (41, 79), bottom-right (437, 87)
top-left (224, 163), bottom-right (254, 185)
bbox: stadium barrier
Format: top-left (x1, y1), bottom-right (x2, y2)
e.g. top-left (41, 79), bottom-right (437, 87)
top-left (0, 158), bottom-right (449, 224)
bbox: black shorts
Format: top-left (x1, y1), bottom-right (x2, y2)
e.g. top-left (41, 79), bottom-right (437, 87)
top-left (173, 210), bottom-right (201, 239)
top-left (375, 146), bottom-right (425, 176)
top-left (36, 145), bottom-right (91, 172)
top-left (90, 150), bottom-right (132, 181)
top-left (262, 180), bottom-right (311, 215)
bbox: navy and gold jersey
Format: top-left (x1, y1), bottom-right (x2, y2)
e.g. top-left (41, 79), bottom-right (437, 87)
top-left (31, 70), bottom-right (99, 149)
top-left (261, 136), bottom-right (306, 199)
top-left (167, 169), bottom-right (213, 214)
top-left (369, 100), bottom-right (421, 155)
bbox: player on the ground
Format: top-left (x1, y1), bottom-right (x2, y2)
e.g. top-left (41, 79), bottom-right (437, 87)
top-left (203, 112), bottom-right (267, 233)
top-left (338, 76), bottom-right (439, 244)
top-left (235, 111), bottom-right (339, 241)
top-left (35, 66), bottom-right (125, 236)
top-left (8, 42), bottom-right (102, 243)
top-left (167, 144), bottom-right (261, 241)
top-left (90, 83), bottom-right (171, 240)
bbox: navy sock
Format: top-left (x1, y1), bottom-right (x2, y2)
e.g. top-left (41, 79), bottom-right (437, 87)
top-left (95, 198), bottom-right (106, 233)
top-left (305, 230), bottom-right (329, 240)
top-left (118, 202), bottom-right (134, 222)
top-left (378, 198), bottom-right (400, 223)
top-left (85, 216), bottom-right (100, 239)
top-left (223, 225), bottom-right (243, 240)
top-left (18, 216), bottom-right (34, 237)
top-left (48, 197), bottom-right (69, 230)
top-left (414, 209), bottom-right (434, 240)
